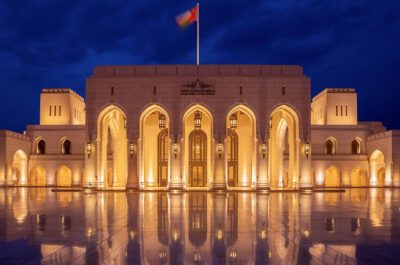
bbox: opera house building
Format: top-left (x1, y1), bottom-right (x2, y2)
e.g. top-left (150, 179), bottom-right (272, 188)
top-left (1, 64), bottom-right (400, 190)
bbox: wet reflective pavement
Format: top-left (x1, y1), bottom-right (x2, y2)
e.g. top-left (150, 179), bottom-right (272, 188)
top-left (0, 188), bottom-right (399, 265)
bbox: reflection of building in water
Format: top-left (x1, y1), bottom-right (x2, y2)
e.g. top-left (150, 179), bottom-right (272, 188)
top-left (1, 66), bottom-right (400, 190)
top-left (1, 188), bottom-right (400, 264)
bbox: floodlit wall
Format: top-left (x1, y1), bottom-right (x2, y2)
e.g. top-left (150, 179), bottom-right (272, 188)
top-left (311, 89), bottom-right (357, 126)
top-left (40, 89), bottom-right (85, 125)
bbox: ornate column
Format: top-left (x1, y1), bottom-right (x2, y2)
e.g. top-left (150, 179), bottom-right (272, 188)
top-left (213, 140), bottom-right (226, 190)
top-left (169, 139), bottom-right (183, 190)
top-left (256, 141), bottom-right (268, 190)
top-left (126, 139), bottom-right (139, 189)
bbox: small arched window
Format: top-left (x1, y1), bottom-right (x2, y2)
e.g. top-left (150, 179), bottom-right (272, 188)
top-left (325, 139), bottom-right (335, 155)
top-left (37, 140), bottom-right (46, 155)
top-left (62, 139), bottom-right (71, 154)
top-left (351, 139), bottom-right (360, 155)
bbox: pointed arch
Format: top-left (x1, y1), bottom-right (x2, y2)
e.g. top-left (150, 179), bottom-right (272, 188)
top-left (60, 137), bottom-right (72, 154)
top-left (225, 104), bottom-right (257, 187)
top-left (96, 104), bottom-right (128, 189)
top-left (139, 104), bottom-right (170, 188)
top-left (30, 165), bottom-right (46, 186)
top-left (269, 105), bottom-right (300, 189)
top-left (351, 138), bottom-right (362, 155)
top-left (325, 165), bottom-right (341, 187)
top-left (325, 137), bottom-right (337, 155)
top-left (35, 137), bottom-right (46, 155)
top-left (183, 104), bottom-right (213, 188)
top-left (351, 167), bottom-right (368, 187)
top-left (12, 150), bottom-right (28, 185)
top-left (56, 165), bottom-right (72, 187)
top-left (370, 150), bottom-right (385, 186)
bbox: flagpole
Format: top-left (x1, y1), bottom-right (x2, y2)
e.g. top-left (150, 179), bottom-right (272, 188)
top-left (196, 2), bottom-right (200, 65)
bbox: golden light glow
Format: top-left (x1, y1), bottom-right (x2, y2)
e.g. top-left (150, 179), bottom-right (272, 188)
top-left (96, 105), bottom-right (128, 189)
top-left (269, 105), bottom-right (300, 190)
top-left (216, 229), bottom-right (223, 240)
top-left (86, 142), bottom-right (92, 158)
top-left (303, 229), bottom-right (310, 238)
top-left (140, 105), bottom-right (170, 188)
top-left (56, 165), bottom-right (72, 187)
top-left (226, 105), bottom-right (256, 188)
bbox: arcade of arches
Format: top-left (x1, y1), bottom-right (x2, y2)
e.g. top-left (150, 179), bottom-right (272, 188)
top-left (84, 103), bottom-right (393, 190)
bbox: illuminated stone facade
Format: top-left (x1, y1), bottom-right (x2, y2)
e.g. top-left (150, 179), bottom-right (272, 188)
top-left (0, 65), bottom-right (399, 189)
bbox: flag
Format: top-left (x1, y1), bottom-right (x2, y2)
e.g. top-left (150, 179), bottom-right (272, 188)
top-left (175, 4), bottom-right (198, 29)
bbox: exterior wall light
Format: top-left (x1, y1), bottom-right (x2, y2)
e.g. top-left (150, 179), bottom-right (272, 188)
top-left (305, 141), bottom-right (310, 159)
top-left (86, 142), bottom-right (92, 158)
top-left (217, 143), bottom-right (223, 159)
top-left (158, 112), bottom-right (166, 129)
top-left (269, 117), bottom-right (273, 129)
top-left (193, 250), bottom-right (201, 263)
top-left (194, 110), bottom-right (202, 129)
top-left (129, 142), bottom-right (136, 158)
top-left (229, 113), bottom-right (237, 129)
top-left (124, 118), bottom-right (127, 130)
top-left (229, 249), bottom-right (237, 261)
top-left (261, 142), bottom-right (267, 158)
top-left (173, 142), bottom-right (179, 159)
top-left (159, 247), bottom-right (167, 263)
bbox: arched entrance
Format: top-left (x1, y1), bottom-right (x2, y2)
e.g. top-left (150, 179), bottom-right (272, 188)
top-left (56, 165), bottom-right (72, 187)
top-left (139, 105), bottom-right (170, 188)
top-left (30, 166), bottom-right (46, 186)
top-left (269, 105), bottom-right (300, 189)
top-left (96, 105), bottom-right (128, 189)
top-left (370, 150), bottom-right (385, 187)
top-left (226, 105), bottom-right (256, 188)
top-left (12, 150), bottom-right (28, 185)
top-left (183, 105), bottom-right (213, 188)
top-left (325, 166), bottom-right (340, 187)
top-left (351, 167), bottom-right (368, 187)
top-left (377, 167), bottom-right (385, 186)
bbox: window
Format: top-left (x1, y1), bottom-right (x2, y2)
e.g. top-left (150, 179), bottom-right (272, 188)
top-left (59, 105), bottom-right (61, 116)
top-left (351, 139), bottom-right (360, 155)
top-left (49, 106), bottom-right (52, 116)
top-left (62, 139), bottom-right (71, 154)
top-left (325, 139), bottom-right (335, 155)
top-left (340, 105), bottom-right (343, 116)
top-left (345, 105), bottom-right (348, 116)
top-left (37, 139), bottom-right (46, 154)
top-left (336, 105), bottom-right (338, 116)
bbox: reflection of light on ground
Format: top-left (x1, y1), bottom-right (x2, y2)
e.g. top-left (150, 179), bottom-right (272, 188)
top-left (0, 188), bottom-right (398, 264)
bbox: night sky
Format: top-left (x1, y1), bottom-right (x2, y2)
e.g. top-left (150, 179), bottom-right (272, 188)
top-left (0, 0), bottom-right (399, 132)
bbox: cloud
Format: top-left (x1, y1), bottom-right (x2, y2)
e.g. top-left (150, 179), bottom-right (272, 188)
top-left (0, 0), bottom-right (399, 131)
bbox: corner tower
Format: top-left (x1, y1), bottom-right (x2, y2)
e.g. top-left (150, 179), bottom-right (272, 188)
top-left (311, 88), bottom-right (357, 125)
top-left (40, 88), bottom-right (85, 125)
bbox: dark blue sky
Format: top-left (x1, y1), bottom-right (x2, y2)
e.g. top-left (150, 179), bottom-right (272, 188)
top-left (0, 0), bottom-right (399, 132)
